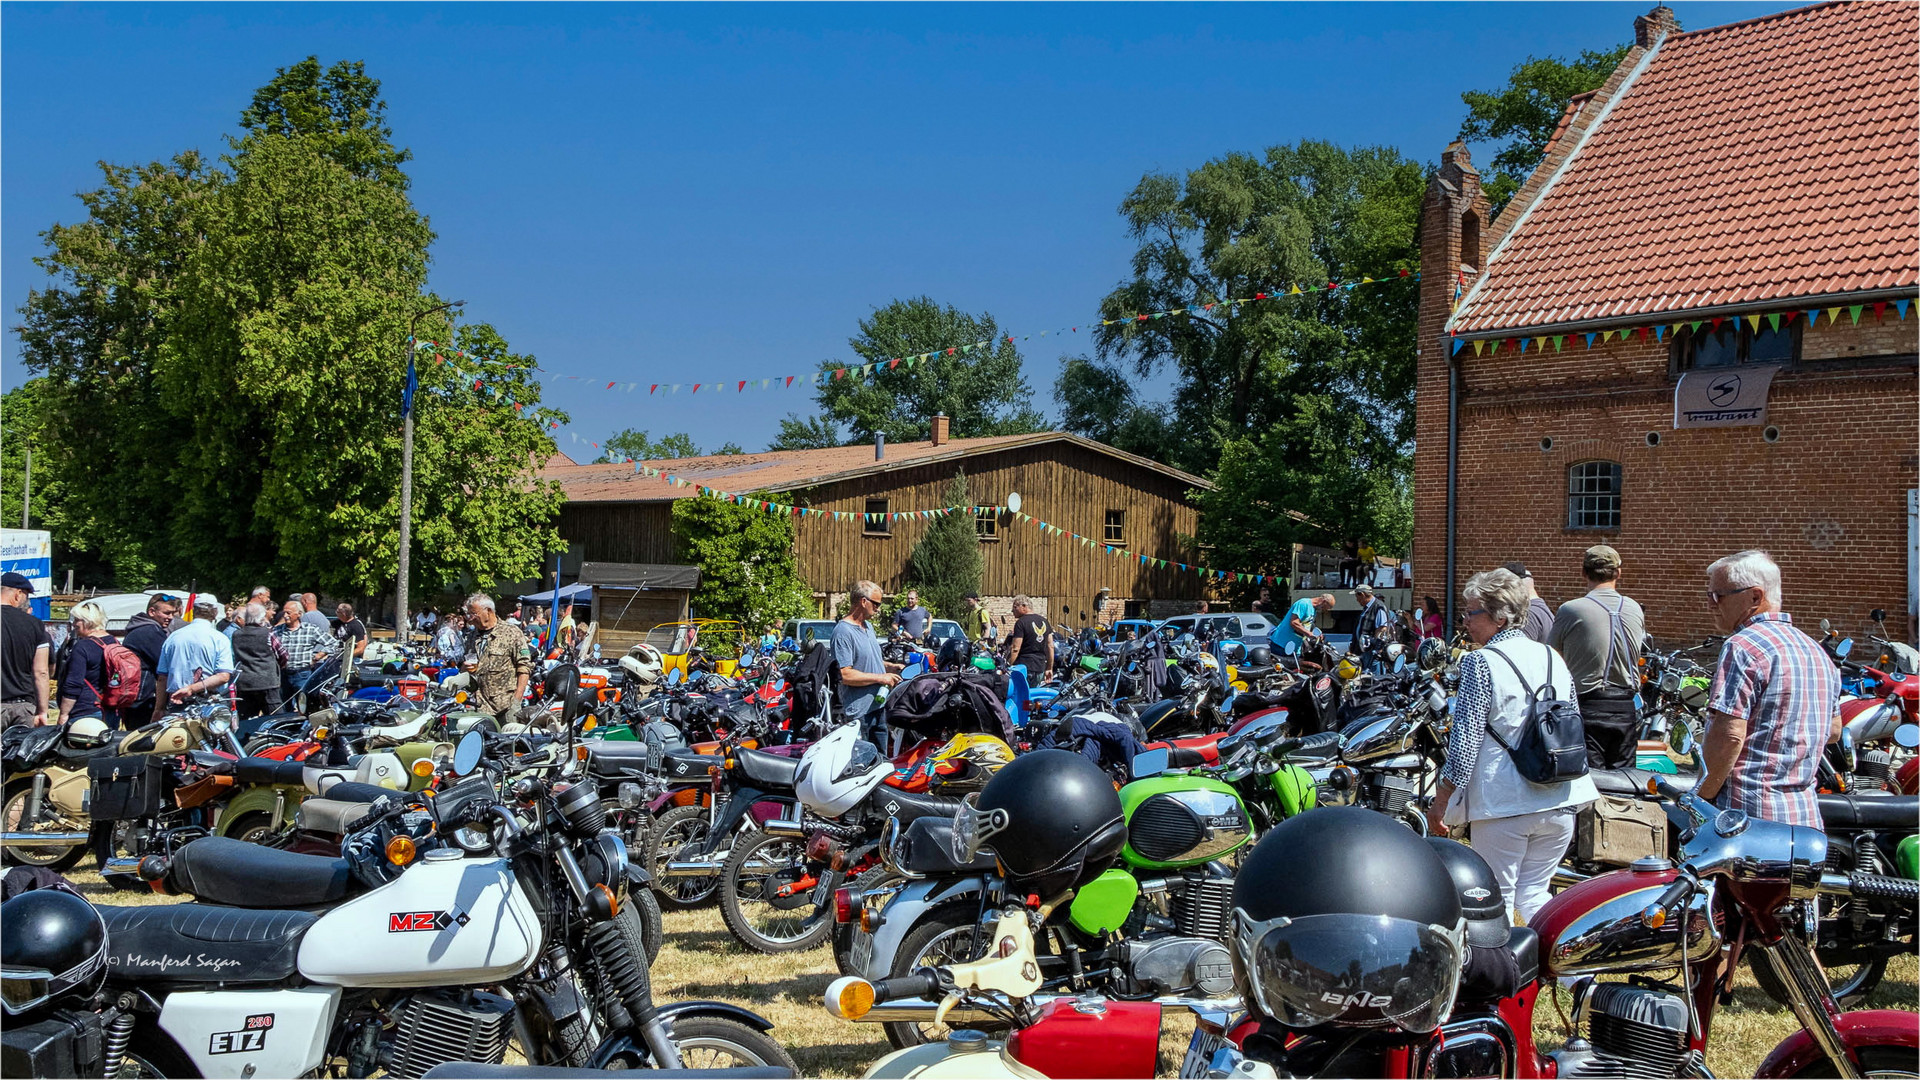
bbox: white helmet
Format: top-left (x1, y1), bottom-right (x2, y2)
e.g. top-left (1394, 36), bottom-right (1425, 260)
top-left (620, 643), bottom-right (664, 685)
top-left (794, 724), bottom-right (892, 817)
top-left (64, 716), bottom-right (111, 748)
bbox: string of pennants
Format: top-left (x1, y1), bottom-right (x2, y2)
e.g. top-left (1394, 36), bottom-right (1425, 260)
top-left (1451, 298), bottom-right (1913, 356)
top-left (630, 464), bottom-right (1282, 584)
top-left (407, 269), bottom-right (1419, 412)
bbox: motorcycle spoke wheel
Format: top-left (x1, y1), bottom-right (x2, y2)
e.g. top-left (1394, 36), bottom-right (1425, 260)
top-left (666, 1017), bottom-right (798, 1072)
top-left (720, 832), bottom-right (831, 953)
top-left (648, 804), bottom-right (720, 910)
top-left (884, 908), bottom-right (999, 1050)
top-left (1, 780), bottom-right (88, 869)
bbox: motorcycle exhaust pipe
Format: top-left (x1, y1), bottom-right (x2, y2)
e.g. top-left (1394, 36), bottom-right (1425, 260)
top-left (762, 817), bottom-right (805, 838)
top-left (663, 859), bottom-right (724, 878)
top-left (1, 832), bottom-right (91, 848)
top-left (854, 992), bottom-right (1241, 1025)
top-left (100, 856), bottom-right (146, 877)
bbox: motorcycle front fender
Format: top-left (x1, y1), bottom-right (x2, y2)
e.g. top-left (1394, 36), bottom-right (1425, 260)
top-left (860, 874), bottom-right (990, 981)
top-left (655, 999), bottom-right (778, 1033)
top-left (1752, 1009), bottom-right (1920, 1078)
top-left (215, 785), bottom-right (291, 833)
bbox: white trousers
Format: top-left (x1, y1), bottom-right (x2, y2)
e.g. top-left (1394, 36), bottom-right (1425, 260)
top-left (1469, 807), bottom-right (1576, 924)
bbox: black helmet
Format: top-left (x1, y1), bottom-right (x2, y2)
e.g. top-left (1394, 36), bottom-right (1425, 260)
top-left (1229, 808), bottom-right (1465, 1033)
top-left (2, 888), bottom-right (108, 1016)
top-left (937, 636), bottom-right (974, 671)
top-left (1246, 645), bottom-right (1273, 668)
top-left (1425, 837), bottom-right (1509, 947)
top-left (953, 749), bottom-right (1125, 900)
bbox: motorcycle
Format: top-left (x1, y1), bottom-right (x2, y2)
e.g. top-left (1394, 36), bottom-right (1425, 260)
top-left (81, 726), bottom-right (791, 1077)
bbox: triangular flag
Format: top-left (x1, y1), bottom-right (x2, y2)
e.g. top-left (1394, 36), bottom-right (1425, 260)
top-left (1897, 300), bottom-right (1910, 320)
top-left (1653, 326), bottom-right (1665, 342)
top-left (1872, 301), bottom-right (1886, 321)
top-left (1450, 338), bottom-right (1463, 355)
top-left (1848, 305), bottom-right (1863, 325)
top-left (1472, 340), bottom-right (1485, 356)
top-left (1765, 313), bottom-right (1780, 333)
top-left (1826, 307), bottom-right (1841, 324)
top-left (1553, 336), bottom-right (1564, 351)
top-left (1584, 332), bottom-right (1597, 349)
top-left (1805, 310), bottom-right (1820, 327)
top-left (1745, 314), bottom-right (1761, 332)
top-left (785, 375), bottom-right (795, 388)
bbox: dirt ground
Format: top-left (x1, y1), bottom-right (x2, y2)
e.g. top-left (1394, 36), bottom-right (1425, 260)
top-left (66, 870), bottom-right (1918, 1078)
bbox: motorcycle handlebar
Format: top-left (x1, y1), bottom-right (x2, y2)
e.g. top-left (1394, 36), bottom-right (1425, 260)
top-left (1847, 872), bottom-right (1920, 905)
top-left (870, 971), bottom-right (940, 1004)
top-left (1649, 870), bottom-right (1696, 916)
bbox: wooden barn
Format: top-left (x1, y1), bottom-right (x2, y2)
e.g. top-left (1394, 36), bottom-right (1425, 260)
top-left (544, 419), bottom-right (1209, 627)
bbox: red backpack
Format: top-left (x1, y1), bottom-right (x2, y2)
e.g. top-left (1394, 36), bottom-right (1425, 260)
top-left (97, 641), bottom-right (146, 709)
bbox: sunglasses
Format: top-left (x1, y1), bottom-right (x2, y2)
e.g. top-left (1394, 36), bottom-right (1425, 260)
top-left (1463, 608), bottom-right (1489, 620)
top-left (1706, 586), bottom-right (1758, 605)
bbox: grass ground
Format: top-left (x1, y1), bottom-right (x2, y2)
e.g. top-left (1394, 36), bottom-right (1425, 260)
top-left (66, 871), bottom-right (1916, 1078)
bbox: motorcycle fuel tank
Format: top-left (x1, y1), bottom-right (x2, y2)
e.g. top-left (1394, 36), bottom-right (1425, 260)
top-left (298, 854), bottom-right (542, 986)
top-left (1006, 998), bottom-right (1162, 1080)
top-left (1531, 864), bottom-right (1720, 978)
top-left (1119, 775), bottom-right (1250, 869)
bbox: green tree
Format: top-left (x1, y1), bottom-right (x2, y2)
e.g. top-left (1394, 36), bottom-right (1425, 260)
top-left (1096, 140), bottom-right (1425, 586)
top-left (1458, 46), bottom-right (1629, 213)
top-left (769, 414), bottom-right (845, 451)
top-left (904, 471), bottom-right (982, 618)
top-left (806, 297), bottom-right (1046, 445)
top-left (15, 58), bottom-right (563, 596)
top-left (592, 428), bottom-right (699, 463)
top-left (0, 380), bottom-right (55, 532)
top-left (712, 441), bottom-right (745, 456)
top-left (672, 492), bottom-right (812, 631)
top-left (1053, 355), bottom-right (1175, 462)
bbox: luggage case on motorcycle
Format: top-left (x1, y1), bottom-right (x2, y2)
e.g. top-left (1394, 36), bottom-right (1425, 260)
top-left (2, 1007), bottom-right (104, 1079)
top-left (1575, 793), bottom-right (1668, 867)
top-left (86, 755), bottom-right (171, 821)
top-left (1006, 998), bottom-right (1161, 1080)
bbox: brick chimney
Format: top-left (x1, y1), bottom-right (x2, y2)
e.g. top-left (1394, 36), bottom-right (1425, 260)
top-left (930, 414), bottom-right (949, 446)
top-left (1635, 5), bottom-right (1680, 47)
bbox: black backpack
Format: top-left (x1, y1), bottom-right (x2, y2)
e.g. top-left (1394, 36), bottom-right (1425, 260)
top-left (1484, 647), bottom-right (1589, 785)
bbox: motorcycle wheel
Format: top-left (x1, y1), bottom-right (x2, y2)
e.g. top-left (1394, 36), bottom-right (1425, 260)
top-left (883, 903), bottom-right (1001, 1051)
top-left (223, 811), bottom-right (280, 848)
top-left (1748, 945), bottom-right (1888, 1010)
top-left (719, 831), bottom-right (833, 953)
top-left (629, 883), bottom-right (664, 962)
top-left (1, 778), bottom-right (89, 870)
top-left (666, 1016), bottom-right (799, 1072)
top-left (646, 804), bottom-right (721, 910)
top-left (1781, 1045), bottom-right (1918, 1078)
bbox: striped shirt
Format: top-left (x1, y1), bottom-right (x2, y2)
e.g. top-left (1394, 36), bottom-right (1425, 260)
top-left (1708, 612), bottom-right (1838, 829)
top-left (273, 622), bottom-right (333, 671)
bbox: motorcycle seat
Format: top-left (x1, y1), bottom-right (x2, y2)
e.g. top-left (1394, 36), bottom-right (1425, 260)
top-left (871, 787), bottom-right (962, 824)
top-left (170, 836), bottom-right (352, 908)
top-left (587, 740), bottom-right (653, 777)
top-left (315, 780), bottom-right (397, 804)
top-left (99, 903), bottom-right (317, 985)
top-left (736, 747), bottom-right (800, 790)
top-left (662, 747), bottom-right (723, 781)
top-left (422, 1066), bottom-right (792, 1080)
top-left (1818, 792), bottom-right (1919, 831)
top-left (1456, 924), bottom-right (1539, 1005)
top-left (1590, 767), bottom-right (1700, 799)
top-left (233, 757), bottom-right (309, 786)
top-left (1146, 733), bottom-right (1225, 769)
top-left (296, 797), bottom-right (366, 836)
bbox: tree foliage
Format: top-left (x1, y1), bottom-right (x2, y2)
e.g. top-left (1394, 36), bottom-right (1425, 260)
top-left (14, 57), bottom-right (563, 596)
top-left (1093, 141), bottom-right (1425, 588)
top-left (904, 471), bottom-right (982, 619)
top-left (1053, 355), bottom-right (1173, 461)
top-left (791, 297), bottom-right (1047, 447)
top-left (671, 493), bottom-right (812, 631)
top-left (0, 379), bottom-right (55, 533)
top-left (592, 428), bottom-right (700, 463)
top-left (769, 414), bottom-right (846, 451)
top-left (1458, 46), bottom-right (1629, 213)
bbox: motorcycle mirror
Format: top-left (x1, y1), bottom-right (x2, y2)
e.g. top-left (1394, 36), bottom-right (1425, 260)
top-left (1671, 724), bottom-right (1696, 757)
top-left (1820, 618), bottom-right (1832, 633)
top-left (1130, 748), bottom-right (1170, 779)
top-left (1895, 724), bottom-right (1920, 750)
top-left (1837, 638), bottom-right (1853, 659)
top-left (453, 729), bottom-right (485, 776)
top-left (1393, 654), bottom-right (1407, 673)
top-left (1870, 609), bottom-right (1887, 623)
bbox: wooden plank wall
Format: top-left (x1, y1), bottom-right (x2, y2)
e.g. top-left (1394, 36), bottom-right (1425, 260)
top-left (558, 504), bottom-right (677, 564)
top-left (787, 442), bottom-right (1203, 620)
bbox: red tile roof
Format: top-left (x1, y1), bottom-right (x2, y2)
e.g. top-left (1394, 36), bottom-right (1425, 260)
top-left (1452, 1), bottom-right (1919, 335)
top-left (545, 432), bottom-right (1208, 503)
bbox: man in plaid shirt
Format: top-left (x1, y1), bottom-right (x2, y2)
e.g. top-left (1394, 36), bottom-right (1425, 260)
top-left (1700, 550), bottom-right (1840, 829)
top-left (274, 599), bottom-right (333, 705)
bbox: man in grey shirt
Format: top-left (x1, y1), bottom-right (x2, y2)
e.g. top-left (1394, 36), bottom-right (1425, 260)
top-left (834, 579), bottom-right (902, 748)
top-left (1547, 544), bottom-right (1646, 769)
top-left (1503, 562), bottom-right (1554, 642)
top-left (892, 589), bottom-right (931, 642)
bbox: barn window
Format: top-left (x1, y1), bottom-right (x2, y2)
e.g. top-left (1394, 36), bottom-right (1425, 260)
top-left (1104, 509), bottom-right (1126, 545)
top-left (975, 506), bottom-right (999, 541)
top-left (1671, 320), bottom-right (1800, 371)
top-left (1566, 461), bottom-right (1622, 531)
top-left (864, 498), bottom-right (891, 537)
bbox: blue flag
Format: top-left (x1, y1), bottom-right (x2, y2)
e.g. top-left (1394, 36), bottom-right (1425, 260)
top-left (402, 354), bottom-right (418, 419)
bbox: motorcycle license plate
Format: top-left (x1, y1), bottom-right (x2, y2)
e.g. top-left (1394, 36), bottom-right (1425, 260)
top-left (811, 878), bottom-right (833, 905)
top-left (1180, 1030), bottom-right (1228, 1079)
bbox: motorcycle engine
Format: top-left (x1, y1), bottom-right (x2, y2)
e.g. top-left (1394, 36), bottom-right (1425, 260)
top-left (1116, 934), bottom-right (1235, 997)
top-left (386, 990), bottom-right (515, 1078)
top-left (1552, 981), bottom-right (1692, 1079)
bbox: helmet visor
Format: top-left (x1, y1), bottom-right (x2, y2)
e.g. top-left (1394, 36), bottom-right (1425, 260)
top-left (1, 968), bottom-right (51, 1016)
top-left (1232, 911), bottom-right (1466, 1033)
top-left (949, 792), bottom-right (1010, 865)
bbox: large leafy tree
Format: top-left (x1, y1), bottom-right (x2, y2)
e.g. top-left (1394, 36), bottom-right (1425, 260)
top-left (1458, 46), bottom-right (1629, 214)
top-left (15, 57), bottom-right (562, 596)
top-left (592, 429), bottom-right (700, 464)
top-left (904, 471), bottom-right (982, 618)
top-left (769, 414), bottom-right (846, 451)
top-left (776, 296), bottom-right (1046, 449)
top-left (1094, 141), bottom-right (1425, 585)
top-left (1052, 355), bottom-right (1174, 462)
top-left (672, 493), bottom-right (812, 631)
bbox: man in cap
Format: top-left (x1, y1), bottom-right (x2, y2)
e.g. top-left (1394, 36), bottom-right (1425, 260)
top-left (1, 572), bottom-right (50, 728)
top-left (1351, 583), bottom-right (1395, 673)
top-left (1502, 561), bottom-right (1554, 643)
top-left (1548, 544), bottom-right (1645, 769)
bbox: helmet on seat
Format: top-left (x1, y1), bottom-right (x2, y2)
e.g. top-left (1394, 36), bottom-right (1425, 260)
top-left (1, 888), bottom-right (107, 1017)
top-left (1417, 637), bottom-right (1449, 672)
top-left (1246, 645), bottom-right (1274, 668)
top-left (795, 725), bottom-right (891, 817)
top-left (620, 644), bottom-right (664, 685)
top-left (1425, 837), bottom-right (1511, 947)
top-left (953, 749), bottom-right (1125, 901)
top-left (920, 732), bottom-right (1015, 794)
top-left (1230, 808), bottom-right (1465, 1033)
top-left (63, 717), bottom-right (111, 749)
top-left (936, 636), bottom-right (974, 672)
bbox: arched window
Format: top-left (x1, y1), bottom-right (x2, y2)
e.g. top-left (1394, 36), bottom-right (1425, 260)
top-left (1567, 461), bottom-right (1622, 530)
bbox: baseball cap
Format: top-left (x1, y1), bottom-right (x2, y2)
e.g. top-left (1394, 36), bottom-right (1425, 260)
top-left (1501, 561), bottom-right (1531, 579)
top-left (1354, 582), bottom-right (1375, 595)
top-left (1584, 545), bottom-right (1622, 574)
top-left (965, 592), bottom-right (980, 601)
top-left (0, 572), bottom-right (36, 594)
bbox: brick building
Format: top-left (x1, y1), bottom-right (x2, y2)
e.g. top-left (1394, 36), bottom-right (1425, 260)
top-left (1416, 2), bottom-right (1918, 641)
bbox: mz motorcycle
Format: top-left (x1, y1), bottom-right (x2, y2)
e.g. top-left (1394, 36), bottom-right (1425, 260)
top-left (72, 728), bottom-right (793, 1078)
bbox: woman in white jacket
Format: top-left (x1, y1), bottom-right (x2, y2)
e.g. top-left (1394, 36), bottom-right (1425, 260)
top-left (1427, 568), bottom-right (1598, 922)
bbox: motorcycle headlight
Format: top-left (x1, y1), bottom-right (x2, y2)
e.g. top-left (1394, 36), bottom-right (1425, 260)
top-left (205, 715), bottom-right (232, 736)
top-left (617, 781), bottom-right (646, 810)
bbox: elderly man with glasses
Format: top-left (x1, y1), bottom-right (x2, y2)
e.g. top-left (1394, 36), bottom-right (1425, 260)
top-left (1699, 549), bottom-right (1841, 830)
top-left (833, 580), bottom-right (904, 749)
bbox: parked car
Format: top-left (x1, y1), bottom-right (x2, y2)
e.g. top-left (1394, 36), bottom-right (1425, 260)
top-left (84, 590), bottom-right (204, 633)
top-left (1159, 610), bottom-right (1278, 642)
top-left (784, 619), bottom-right (838, 647)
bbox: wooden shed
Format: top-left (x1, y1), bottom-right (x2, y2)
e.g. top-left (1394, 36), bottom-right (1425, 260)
top-left (579, 561), bottom-right (699, 649)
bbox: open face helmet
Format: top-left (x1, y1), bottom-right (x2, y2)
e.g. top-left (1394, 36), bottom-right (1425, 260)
top-left (620, 644), bottom-right (665, 685)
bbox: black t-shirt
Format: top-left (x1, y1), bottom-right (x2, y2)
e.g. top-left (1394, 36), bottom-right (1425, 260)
top-left (1011, 613), bottom-right (1051, 668)
top-left (2, 605), bottom-right (50, 702)
top-left (335, 619), bottom-right (368, 655)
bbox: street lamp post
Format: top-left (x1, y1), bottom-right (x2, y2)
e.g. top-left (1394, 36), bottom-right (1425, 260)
top-left (399, 299), bottom-right (463, 637)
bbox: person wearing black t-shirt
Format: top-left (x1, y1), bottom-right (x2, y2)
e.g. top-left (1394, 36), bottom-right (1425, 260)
top-left (333, 602), bottom-right (369, 660)
top-left (1005, 595), bottom-right (1053, 682)
top-left (1, 572), bottom-right (50, 728)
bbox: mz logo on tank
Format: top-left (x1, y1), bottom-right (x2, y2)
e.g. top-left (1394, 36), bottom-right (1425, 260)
top-left (389, 909), bottom-right (468, 932)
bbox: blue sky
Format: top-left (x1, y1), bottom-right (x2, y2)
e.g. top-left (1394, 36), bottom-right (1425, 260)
top-left (3, 2), bottom-right (1798, 457)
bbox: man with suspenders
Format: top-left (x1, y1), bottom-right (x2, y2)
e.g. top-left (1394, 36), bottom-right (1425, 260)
top-left (1548, 545), bottom-right (1646, 769)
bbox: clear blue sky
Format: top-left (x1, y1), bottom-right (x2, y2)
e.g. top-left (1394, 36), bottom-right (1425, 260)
top-left (3, 2), bottom-right (1798, 457)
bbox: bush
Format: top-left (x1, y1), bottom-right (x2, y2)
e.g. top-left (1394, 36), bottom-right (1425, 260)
top-left (904, 471), bottom-right (982, 618)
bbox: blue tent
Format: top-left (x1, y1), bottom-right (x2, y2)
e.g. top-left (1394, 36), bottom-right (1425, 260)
top-left (518, 583), bottom-right (594, 606)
